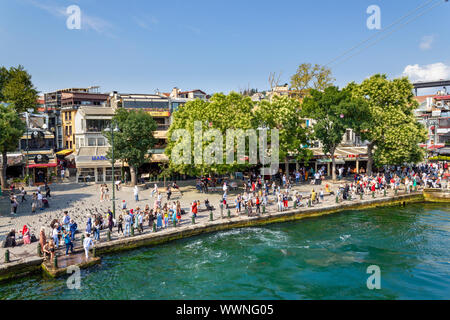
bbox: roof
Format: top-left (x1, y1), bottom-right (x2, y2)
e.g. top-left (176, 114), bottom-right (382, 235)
top-left (308, 146), bottom-right (368, 158)
top-left (414, 95), bottom-right (436, 104)
top-left (78, 106), bottom-right (115, 116)
top-left (435, 95), bottom-right (450, 101)
top-left (179, 89), bottom-right (206, 95)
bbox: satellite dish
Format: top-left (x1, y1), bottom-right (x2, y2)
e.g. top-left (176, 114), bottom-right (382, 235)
top-left (42, 124), bottom-right (48, 130)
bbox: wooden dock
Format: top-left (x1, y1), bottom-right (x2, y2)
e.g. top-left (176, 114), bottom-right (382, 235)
top-left (41, 251), bottom-right (101, 278)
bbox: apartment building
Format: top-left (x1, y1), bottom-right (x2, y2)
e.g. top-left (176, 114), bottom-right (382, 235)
top-left (60, 89), bottom-right (108, 151)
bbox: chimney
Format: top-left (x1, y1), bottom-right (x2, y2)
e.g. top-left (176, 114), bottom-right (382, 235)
top-left (171, 87), bottom-right (179, 98)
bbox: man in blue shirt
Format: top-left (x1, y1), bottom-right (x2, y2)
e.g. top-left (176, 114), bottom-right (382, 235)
top-left (64, 230), bottom-right (74, 255)
top-left (69, 219), bottom-right (77, 241)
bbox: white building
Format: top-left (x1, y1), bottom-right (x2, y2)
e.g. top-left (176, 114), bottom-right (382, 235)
top-left (73, 106), bottom-right (121, 183)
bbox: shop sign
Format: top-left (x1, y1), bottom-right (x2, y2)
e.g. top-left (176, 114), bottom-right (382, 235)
top-left (92, 156), bottom-right (109, 161)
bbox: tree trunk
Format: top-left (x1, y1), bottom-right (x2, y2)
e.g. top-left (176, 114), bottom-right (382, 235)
top-left (130, 166), bottom-right (137, 186)
top-left (367, 142), bottom-right (374, 175)
top-left (0, 151), bottom-right (8, 190)
top-left (331, 153), bottom-right (336, 181)
top-left (285, 157), bottom-right (289, 177)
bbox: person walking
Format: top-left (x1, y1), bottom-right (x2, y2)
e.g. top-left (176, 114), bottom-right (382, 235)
top-left (10, 195), bottom-right (18, 215)
top-left (167, 186), bottom-right (172, 201)
top-left (156, 209), bottom-right (163, 230)
top-left (64, 230), bottom-right (74, 255)
top-left (83, 233), bottom-right (94, 260)
top-left (134, 185), bottom-right (139, 202)
top-left (44, 182), bottom-right (51, 198)
top-left (86, 216), bottom-right (92, 235)
top-left (108, 211), bottom-right (114, 233)
top-left (20, 187), bottom-right (27, 202)
top-left (37, 192), bottom-right (43, 210)
top-left (124, 211), bottom-right (132, 236)
top-left (117, 214), bottom-right (124, 235)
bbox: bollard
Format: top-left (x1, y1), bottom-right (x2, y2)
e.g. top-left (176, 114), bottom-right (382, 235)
top-left (153, 222), bottom-right (157, 232)
top-left (107, 230), bottom-right (111, 241)
top-left (227, 209), bottom-right (231, 218)
top-left (53, 254), bottom-right (58, 268)
top-left (308, 199), bottom-right (311, 207)
top-left (294, 201), bottom-right (297, 209)
top-left (131, 225), bottom-right (134, 236)
top-left (192, 215), bottom-right (195, 225)
top-left (37, 243), bottom-right (43, 257)
top-left (173, 219), bottom-right (177, 228)
top-left (5, 249), bottom-right (10, 263)
top-left (92, 247), bottom-right (96, 257)
top-left (372, 191), bottom-right (375, 198)
top-left (210, 210), bottom-right (213, 221)
top-left (360, 193), bottom-right (363, 200)
top-left (384, 189), bottom-right (387, 197)
top-left (395, 189), bottom-right (398, 196)
top-left (262, 205), bottom-right (266, 214)
top-left (335, 195), bottom-right (339, 204)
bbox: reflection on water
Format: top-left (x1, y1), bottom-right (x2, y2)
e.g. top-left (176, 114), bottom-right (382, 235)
top-left (0, 203), bottom-right (449, 300)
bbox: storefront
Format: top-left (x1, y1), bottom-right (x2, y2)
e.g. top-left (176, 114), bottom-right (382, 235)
top-left (75, 147), bottom-right (122, 183)
top-left (26, 163), bottom-right (58, 184)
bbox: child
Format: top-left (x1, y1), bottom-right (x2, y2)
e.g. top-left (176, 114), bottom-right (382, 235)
top-left (122, 200), bottom-right (127, 210)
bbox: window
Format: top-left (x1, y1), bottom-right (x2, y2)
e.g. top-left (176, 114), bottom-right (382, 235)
top-left (97, 138), bottom-right (105, 146)
top-left (346, 129), bottom-right (351, 142)
top-left (68, 112), bottom-right (72, 120)
top-left (78, 168), bottom-right (95, 182)
top-left (69, 141), bottom-right (72, 149)
top-left (86, 119), bottom-right (110, 132)
top-left (88, 138), bottom-right (96, 146)
top-left (69, 126), bottom-right (72, 135)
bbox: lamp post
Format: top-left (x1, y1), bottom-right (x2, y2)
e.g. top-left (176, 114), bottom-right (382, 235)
top-left (105, 125), bottom-right (119, 219)
top-left (25, 109), bottom-right (34, 186)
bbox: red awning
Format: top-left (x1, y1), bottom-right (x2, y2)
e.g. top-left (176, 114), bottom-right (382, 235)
top-left (435, 95), bottom-right (450, 101)
top-left (428, 145), bottom-right (444, 149)
top-left (26, 163), bottom-right (57, 168)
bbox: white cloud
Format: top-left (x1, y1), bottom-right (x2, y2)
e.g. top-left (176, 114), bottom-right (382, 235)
top-left (419, 35), bottom-right (434, 50)
top-left (133, 15), bottom-right (158, 31)
top-left (402, 62), bottom-right (450, 82)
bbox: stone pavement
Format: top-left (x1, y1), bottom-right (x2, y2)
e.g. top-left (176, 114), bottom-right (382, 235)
top-left (0, 178), bottom-right (409, 267)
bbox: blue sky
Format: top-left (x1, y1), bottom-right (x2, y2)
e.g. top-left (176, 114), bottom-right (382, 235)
top-left (0, 0), bottom-right (449, 95)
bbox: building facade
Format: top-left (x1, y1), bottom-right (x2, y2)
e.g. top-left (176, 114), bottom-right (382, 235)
top-left (60, 89), bottom-right (108, 151)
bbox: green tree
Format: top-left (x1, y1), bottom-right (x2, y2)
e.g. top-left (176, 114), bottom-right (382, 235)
top-left (0, 65), bottom-right (38, 189)
top-left (302, 86), bottom-right (368, 180)
top-left (104, 108), bottom-right (157, 186)
top-left (346, 74), bottom-right (427, 173)
top-left (290, 63), bottom-right (334, 98)
top-left (0, 105), bottom-right (26, 189)
top-left (1, 65), bottom-right (38, 113)
top-left (165, 92), bottom-right (256, 176)
top-left (254, 95), bottom-right (311, 176)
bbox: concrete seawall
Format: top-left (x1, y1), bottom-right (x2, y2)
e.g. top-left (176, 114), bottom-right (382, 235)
top-left (0, 191), bottom-right (434, 283)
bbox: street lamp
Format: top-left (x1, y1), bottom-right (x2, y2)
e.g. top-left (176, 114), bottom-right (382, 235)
top-left (25, 108), bottom-right (34, 186)
top-left (104, 125), bottom-right (119, 219)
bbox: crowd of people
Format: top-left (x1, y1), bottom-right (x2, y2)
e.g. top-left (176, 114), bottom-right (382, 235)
top-left (2, 161), bottom-right (448, 263)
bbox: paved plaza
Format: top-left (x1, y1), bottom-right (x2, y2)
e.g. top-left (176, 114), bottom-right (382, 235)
top-left (0, 178), bottom-right (354, 263)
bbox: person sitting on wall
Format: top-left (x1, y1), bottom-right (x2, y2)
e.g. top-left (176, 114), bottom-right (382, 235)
top-left (3, 229), bottom-right (17, 248)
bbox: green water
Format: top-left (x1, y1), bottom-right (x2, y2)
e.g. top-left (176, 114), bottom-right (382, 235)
top-left (1, 203), bottom-right (449, 300)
